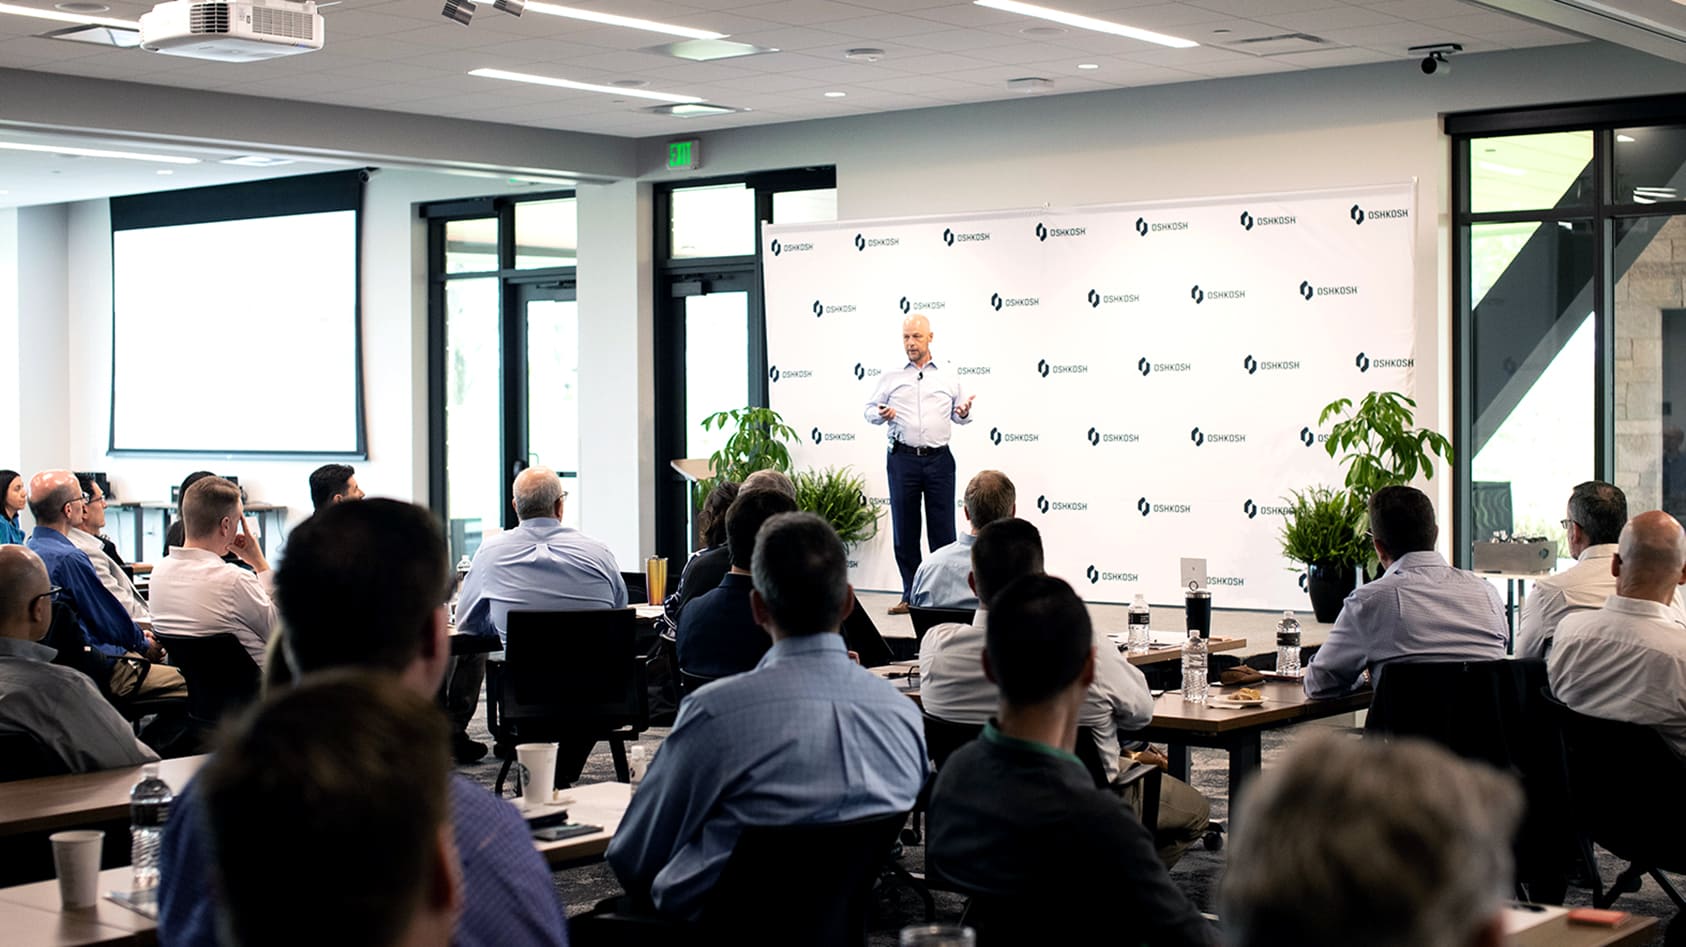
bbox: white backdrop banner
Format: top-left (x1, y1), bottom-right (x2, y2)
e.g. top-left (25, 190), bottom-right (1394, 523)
top-left (762, 182), bottom-right (1416, 610)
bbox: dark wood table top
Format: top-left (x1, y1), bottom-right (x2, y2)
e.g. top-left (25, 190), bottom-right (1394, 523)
top-left (0, 757), bottom-right (208, 838)
top-left (1131, 681), bottom-right (1372, 736)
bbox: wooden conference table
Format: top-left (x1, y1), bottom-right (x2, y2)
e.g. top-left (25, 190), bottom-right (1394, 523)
top-left (0, 756), bottom-right (208, 839)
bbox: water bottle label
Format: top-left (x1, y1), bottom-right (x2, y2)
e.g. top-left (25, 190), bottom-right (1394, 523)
top-left (131, 802), bottom-right (171, 828)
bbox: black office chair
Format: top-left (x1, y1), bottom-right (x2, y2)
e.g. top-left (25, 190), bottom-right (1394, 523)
top-left (1364, 658), bottom-right (1571, 902)
top-left (570, 810), bottom-right (910, 947)
top-left (923, 713), bottom-right (982, 771)
top-left (0, 730), bottom-right (69, 782)
top-left (840, 595), bottom-right (895, 667)
top-left (487, 608), bottom-right (648, 795)
top-left (1543, 691), bottom-right (1686, 914)
top-left (151, 632), bottom-right (261, 728)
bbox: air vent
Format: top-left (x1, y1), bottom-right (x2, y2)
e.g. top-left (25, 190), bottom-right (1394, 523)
top-left (1218, 32), bottom-right (1335, 56)
top-left (189, 2), bottom-right (230, 33)
top-left (250, 4), bottom-right (312, 38)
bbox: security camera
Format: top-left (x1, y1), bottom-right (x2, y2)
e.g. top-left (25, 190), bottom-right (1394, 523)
top-left (1409, 43), bottom-right (1461, 77)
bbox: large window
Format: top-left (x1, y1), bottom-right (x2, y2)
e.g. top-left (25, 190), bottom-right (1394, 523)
top-left (652, 168), bottom-right (837, 558)
top-left (1453, 96), bottom-right (1686, 562)
top-left (426, 193), bottom-right (578, 562)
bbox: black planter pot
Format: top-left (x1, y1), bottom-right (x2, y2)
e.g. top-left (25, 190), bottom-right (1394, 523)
top-left (1306, 561), bottom-right (1358, 623)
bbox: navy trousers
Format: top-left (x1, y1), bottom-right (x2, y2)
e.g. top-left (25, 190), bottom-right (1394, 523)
top-left (887, 447), bottom-right (957, 600)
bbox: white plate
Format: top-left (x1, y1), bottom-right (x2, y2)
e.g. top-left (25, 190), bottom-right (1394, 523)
top-left (1218, 696), bottom-right (1265, 707)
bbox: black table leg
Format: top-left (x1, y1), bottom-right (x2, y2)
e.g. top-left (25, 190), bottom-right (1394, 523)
top-left (1168, 743), bottom-right (1191, 783)
top-left (1226, 734), bottom-right (1263, 830)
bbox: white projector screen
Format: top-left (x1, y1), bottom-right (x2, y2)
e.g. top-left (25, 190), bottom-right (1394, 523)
top-left (110, 202), bottom-right (362, 455)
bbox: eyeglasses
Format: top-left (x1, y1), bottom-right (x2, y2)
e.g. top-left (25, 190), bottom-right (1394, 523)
top-left (27, 586), bottom-right (63, 610)
top-left (1560, 519), bottom-right (1577, 531)
top-left (86, 493), bottom-right (105, 506)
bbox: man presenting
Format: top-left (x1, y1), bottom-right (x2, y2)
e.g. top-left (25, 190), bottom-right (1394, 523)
top-left (865, 313), bottom-right (975, 615)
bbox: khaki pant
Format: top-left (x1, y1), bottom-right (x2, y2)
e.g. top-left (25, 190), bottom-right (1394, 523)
top-left (109, 653), bottom-right (189, 701)
top-left (1122, 772), bottom-right (1211, 868)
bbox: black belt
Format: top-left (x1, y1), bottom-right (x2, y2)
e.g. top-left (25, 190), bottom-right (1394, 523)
top-left (890, 441), bottom-right (949, 457)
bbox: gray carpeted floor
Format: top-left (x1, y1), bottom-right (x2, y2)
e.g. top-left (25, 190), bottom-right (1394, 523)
top-left (456, 701), bottom-right (1682, 945)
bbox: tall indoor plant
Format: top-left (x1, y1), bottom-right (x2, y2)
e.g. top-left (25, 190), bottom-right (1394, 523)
top-left (1277, 486), bottom-right (1370, 623)
top-left (695, 406), bottom-right (799, 503)
top-left (1318, 391), bottom-right (1454, 508)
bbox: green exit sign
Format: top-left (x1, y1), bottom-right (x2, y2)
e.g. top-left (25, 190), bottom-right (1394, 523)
top-left (667, 139), bottom-right (700, 172)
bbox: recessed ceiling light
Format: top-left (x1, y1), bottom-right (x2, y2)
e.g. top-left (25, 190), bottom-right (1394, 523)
top-left (824, 90), bottom-right (846, 97)
top-left (646, 102), bottom-right (738, 117)
top-left (1212, 28), bottom-right (1230, 34)
top-left (470, 67), bottom-right (702, 102)
top-left (843, 47), bottom-right (883, 62)
top-left (1021, 25), bottom-right (1063, 36)
top-left (973, 0), bottom-right (1197, 48)
top-left (40, 22), bottom-right (138, 45)
top-left (644, 38), bottom-right (776, 61)
top-left (523, 1), bottom-right (723, 40)
top-left (0, 1), bottom-right (135, 28)
top-left (609, 78), bottom-right (648, 87)
top-left (219, 155), bottom-right (295, 167)
top-left (0, 140), bottom-right (199, 164)
top-left (156, 169), bottom-right (173, 175)
top-left (1076, 62), bottom-right (1098, 69)
top-left (1007, 76), bottom-right (1053, 93)
top-left (54, 1), bottom-right (108, 11)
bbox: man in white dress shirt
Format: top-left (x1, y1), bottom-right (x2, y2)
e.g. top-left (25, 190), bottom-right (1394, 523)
top-left (1549, 510), bottom-right (1686, 758)
top-left (1516, 481), bottom-right (1627, 660)
top-left (919, 517), bottom-right (1210, 864)
top-left (148, 477), bottom-right (276, 667)
top-left (67, 478), bottom-right (149, 626)
top-left (866, 314), bottom-right (975, 615)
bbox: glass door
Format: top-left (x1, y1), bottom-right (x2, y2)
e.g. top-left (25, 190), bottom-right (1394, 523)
top-left (521, 286), bottom-right (580, 528)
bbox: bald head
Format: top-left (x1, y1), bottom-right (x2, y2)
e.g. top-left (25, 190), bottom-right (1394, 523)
top-left (0, 545), bottom-right (53, 642)
top-left (902, 314), bottom-right (933, 366)
top-left (26, 470), bottom-right (82, 531)
top-left (512, 466), bottom-right (564, 521)
top-left (1614, 511), bottom-right (1686, 604)
top-left (741, 469), bottom-right (796, 500)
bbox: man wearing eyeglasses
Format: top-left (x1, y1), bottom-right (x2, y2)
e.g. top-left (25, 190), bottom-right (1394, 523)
top-left (24, 469), bottom-right (187, 701)
top-left (67, 477), bottom-right (150, 626)
top-left (0, 544), bottom-right (157, 772)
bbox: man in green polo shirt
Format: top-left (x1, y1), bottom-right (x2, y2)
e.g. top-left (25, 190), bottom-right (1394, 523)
top-left (926, 574), bottom-right (1214, 946)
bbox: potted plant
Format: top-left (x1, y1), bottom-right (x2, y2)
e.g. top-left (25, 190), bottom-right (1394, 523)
top-left (1319, 391), bottom-right (1454, 508)
top-left (793, 467), bottom-right (883, 545)
top-left (696, 406), bottom-right (799, 503)
top-left (1278, 486), bottom-right (1370, 623)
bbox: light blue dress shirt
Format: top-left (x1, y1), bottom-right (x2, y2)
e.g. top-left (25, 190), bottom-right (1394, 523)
top-left (863, 360), bottom-right (971, 448)
top-left (455, 517), bottom-right (627, 644)
top-left (606, 633), bottom-right (927, 920)
top-left (909, 532), bottom-right (977, 609)
top-left (1303, 550), bottom-right (1508, 698)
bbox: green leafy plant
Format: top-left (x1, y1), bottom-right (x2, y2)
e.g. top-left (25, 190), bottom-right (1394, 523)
top-left (1278, 486), bottom-right (1371, 567)
top-left (1319, 391), bottom-right (1454, 505)
top-left (697, 407), bottom-right (799, 502)
top-left (793, 466), bottom-right (883, 546)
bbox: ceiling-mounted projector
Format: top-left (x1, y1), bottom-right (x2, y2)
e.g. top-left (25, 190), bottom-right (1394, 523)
top-left (140, 0), bottom-right (323, 62)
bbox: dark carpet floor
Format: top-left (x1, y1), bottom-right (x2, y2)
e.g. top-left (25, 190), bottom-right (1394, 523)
top-left (455, 708), bottom-right (1683, 945)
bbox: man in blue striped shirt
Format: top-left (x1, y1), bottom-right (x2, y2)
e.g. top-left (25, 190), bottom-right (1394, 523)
top-left (1304, 486), bottom-right (1507, 699)
top-left (607, 512), bottom-right (927, 919)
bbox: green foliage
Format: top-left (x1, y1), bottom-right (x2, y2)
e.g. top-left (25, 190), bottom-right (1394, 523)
top-left (1278, 486), bottom-right (1370, 567)
top-left (696, 407), bottom-right (799, 503)
top-left (793, 466), bottom-right (883, 546)
top-left (1318, 391), bottom-right (1454, 505)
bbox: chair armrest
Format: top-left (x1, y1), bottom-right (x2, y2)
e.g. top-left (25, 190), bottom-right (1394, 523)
top-left (1112, 761), bottom-right (1162, 835)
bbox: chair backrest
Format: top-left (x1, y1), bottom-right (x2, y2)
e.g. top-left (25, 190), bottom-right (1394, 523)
top-left (923, 714), bottom-right (983, 771)
top-left (0, 730), bottom-right (69, 782)
top-left (1542, 690), bottom-right (1686, 867)
top-left (153, 632), bottom-right (261, 725)
top-left (699, 810), bottom-right (908, 947)
top-left (908, 606), bottom-right (973, 642)
top-left (501, 608), bottom-right (647, 730)
top-left (1072, 725), bottom-right (1112, 790)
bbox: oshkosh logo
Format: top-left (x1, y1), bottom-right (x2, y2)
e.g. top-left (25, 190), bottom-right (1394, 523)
top-left (1302, 280), bottom-right (1359, 299)
top-left (1243, 499), bottom-right (1292, 518)
top-left (768, 239), bottom-right (812, 256)
top-left (1137, 358), bottom-right (1150, 376)
top-left (988, 427), bottom-right (1037, 445)
top-left (955, 365), bottom-right (991, 376)
top-left (1209, 575), bottom-right (1246, 587)
top-left (1299, 427), bottom-right (1332, 447)
top-left (1190, 428), bottom-right (1246, 446)
top-left (899, 296), bottom-right (946, 314)
top-left (1037, 359), bottom-right (1086, 377)
top-left (1356, 352), bottom-right (1413, 372)
top-left (1351, 203), bottom-right (1408, 224)
top-left (1246, 355), bottom-right (1300, 373)
top-left (1146, 360), bottom-right (1193, 374)
top-left (1141, 218), bottom-right (1189, 234)
top-left (853, 234), bottom-right (900, 251)
top-left (1244, 355), bottom-right (1257, 374)
top-left (1086, 565), bottom-right (1139, 584)
top-left (943, 227), bottom-right (989, 245)
top-left (811, 427), bottom-right (855, 444)
top-left (1035, 222), bottom-right (1085, 240)
top-left (1134, 217), bottom-right (1147, 237)
top-left (992, 293), bottom-right (1038, 310)
top-left (1139, 496), bottom-right (1191, 516)
top-left (1191, 285), bottom-right (1204, 304)
top-left (1036, 494), bottom-right (1088, 513)
top-left (1087, 427), bottom-right (1140, 446)
top-left (1239, 211), bottom-right (1253, 231)
top-left (852, 363), bottom-right (880, 381)
top-left (1242, 212), bottom-right (1295, 230)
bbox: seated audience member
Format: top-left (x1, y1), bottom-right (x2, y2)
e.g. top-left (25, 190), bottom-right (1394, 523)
top-left (676, 488), bottom-right (798, 679)
top-left (161, 470), bottom-right (214, 558)
top-left (201, 674), bottom-right (459, 947)
top-left (1222, 736), bottom-right (1521, 947)
top-left (909, 470), bottom-right (1014, 609)
top-left (666, 470), bottom-right (798, 619)
top-left (158, 498), bottom-right (569, 947)
top-left (0, 545), bottom-right (156, 772)
top-left (25, 470), bottom-right (186, 700)
top-left (606, 512), bottom-right (926, 920)
top-left (742, 468), bottom-right (797, 498)
top-left (1304, 486), bottom-right (1507, 699)
top-left (920, 518), bottom-right (1207, 864)
top-left (455, 465), bottom-right (626, 644)
top-left (449, 465), bottom-right (625, 766)
top-left (656, 481), bottom-right (739, 635)
top-left (926, 574), bottom-right (1213, 946)
top-left (67, 476), bottom-right (148, 625)
top-left (1516, 481), bottom-right (1628, 659)
top-left (1549, 510), bottom-right (1686, 756)
top-left (148, 478), bottom-right (276, 667)
top-left (308, 462), bottom-right (365, 512)
top-left (1, 469), bottom-right (24, 545)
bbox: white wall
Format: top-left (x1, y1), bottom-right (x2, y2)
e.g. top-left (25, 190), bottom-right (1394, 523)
top-left (0, 208), bottom-right (19, 469)
top-left (17, 206), bottom-right (69, 484)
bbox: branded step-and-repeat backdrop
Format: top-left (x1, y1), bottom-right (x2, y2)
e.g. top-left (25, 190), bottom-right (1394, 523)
top-left (763, 183), bottom-right (1416, 610)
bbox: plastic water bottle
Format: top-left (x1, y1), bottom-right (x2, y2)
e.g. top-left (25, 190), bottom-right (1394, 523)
top-left (1276, 610), bottom-right (1303, 676)
top-left (1127, 594), bottom-right (1152, 654)
top-left (1182, 630), bottom-right (1209, 704)
top-left (130, 763), bottom-right (173, 899)
top-left (627, 745), bottom-right (648, 796)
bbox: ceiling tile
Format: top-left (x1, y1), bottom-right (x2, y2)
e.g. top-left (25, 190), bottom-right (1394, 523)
top-left (729, 0), bottom-right (883, 25)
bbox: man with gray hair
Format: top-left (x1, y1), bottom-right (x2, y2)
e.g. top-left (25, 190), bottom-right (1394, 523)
top-left (1549, 510), bottom-right (1686, 757)
top-left (740, 468), bottom-right (796, 498)
top-left (1222, 736), bottom-right (1521, 947)
top-left (452, 465), bottom-right (624, 765)
top-left (1517, 481), bottom-right (1630, 659)
top-left (910, 469), bottom-right (1014, 609)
